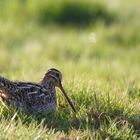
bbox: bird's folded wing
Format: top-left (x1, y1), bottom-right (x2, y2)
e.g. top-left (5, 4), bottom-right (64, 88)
top-left (15, 83), bottom-right (51, 105)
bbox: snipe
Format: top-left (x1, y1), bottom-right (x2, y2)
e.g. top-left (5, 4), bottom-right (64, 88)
top-left (0, 68), bottom-right (76, 113)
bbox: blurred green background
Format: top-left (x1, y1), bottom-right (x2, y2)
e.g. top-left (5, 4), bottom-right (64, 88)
top-left (0, 0), bottom-right (139, 80)
top-left (0, 0), bottom-right (140, 139)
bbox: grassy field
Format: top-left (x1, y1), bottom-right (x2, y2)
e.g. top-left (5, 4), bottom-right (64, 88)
top-left (0, 0), bottom-right (140, 139)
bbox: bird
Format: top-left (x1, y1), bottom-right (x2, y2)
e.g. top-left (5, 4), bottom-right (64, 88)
top-left (0, 68), bottom-right (76, 113)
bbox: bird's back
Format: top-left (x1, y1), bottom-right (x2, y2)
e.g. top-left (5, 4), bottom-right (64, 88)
top-left (0, 77), bottom-right (56, 113)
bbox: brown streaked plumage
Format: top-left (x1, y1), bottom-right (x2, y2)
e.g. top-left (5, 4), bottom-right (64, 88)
top-left (0, 68), bottom-right (76, 113)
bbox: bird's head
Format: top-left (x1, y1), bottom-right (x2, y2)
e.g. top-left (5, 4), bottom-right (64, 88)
top-left (46, 68), bottom-right (62, 87)
top-left (41, 68), bottom-right (77, 113)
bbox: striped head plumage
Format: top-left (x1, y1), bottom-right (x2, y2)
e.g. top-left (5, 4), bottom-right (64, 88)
top-left (41, 68), bottom-right (77, 113)
top-left (41, 68), bottom-right (62, 87)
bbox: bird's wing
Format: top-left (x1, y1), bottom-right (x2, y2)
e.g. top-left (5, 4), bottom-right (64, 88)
top-left (15, 82), bottom-right (51, 106)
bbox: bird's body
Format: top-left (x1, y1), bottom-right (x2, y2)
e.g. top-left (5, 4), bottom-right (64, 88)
top-left (0, 76), bottom-right (56, 113)
top-left (0, 68), bottom-right (76, 113)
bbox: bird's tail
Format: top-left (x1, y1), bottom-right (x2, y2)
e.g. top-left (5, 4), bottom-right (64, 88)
top-left (0, 76), bottom-right (17, 100)
top-left (0, 76), bottom-right (17, 91)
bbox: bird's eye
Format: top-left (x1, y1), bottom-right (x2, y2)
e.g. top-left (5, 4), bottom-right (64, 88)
top-left (55, 73), bottom-right (59, 78)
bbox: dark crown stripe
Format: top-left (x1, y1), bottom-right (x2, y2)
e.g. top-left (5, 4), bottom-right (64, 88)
top-left (48, 68), bottom-right (60, 73)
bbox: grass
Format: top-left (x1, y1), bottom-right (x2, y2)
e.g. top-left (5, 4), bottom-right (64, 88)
top-left (0, 0), bottom-right (140, 139)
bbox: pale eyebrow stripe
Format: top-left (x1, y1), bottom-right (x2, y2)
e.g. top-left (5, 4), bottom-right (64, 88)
top-left (48, 74), bottom-right (58, 82)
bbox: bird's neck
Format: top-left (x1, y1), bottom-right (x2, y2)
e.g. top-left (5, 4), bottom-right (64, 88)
top-left (41, 76), bottom-right (57, 106)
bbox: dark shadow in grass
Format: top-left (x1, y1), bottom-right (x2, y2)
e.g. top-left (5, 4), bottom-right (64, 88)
top-left (0, 96), bottom-right (90, 134)
top-left (37, 1), bottom-right (116, 26)
top-left (1, 90), bottom-right (140, 136)
top-left (0, 104), bottom-right (79, 133)
top-left (14, 91), bottom-right (140, 135)
top-left (29, 109), bottom-right (80, 133)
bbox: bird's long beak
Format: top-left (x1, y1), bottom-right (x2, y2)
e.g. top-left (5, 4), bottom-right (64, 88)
top-left (59, 83), bottom-right (77, 113)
